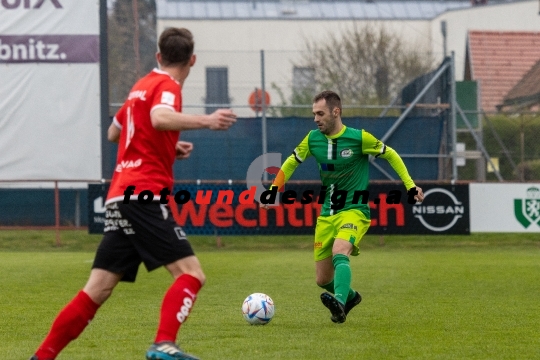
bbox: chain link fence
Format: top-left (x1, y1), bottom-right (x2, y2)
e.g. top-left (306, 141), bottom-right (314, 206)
top-left (109, 48), bottom-right (431, 118)
top-left (108, 47), bottom-right (540, 183)
top-left (456, 111), bottom-right (540, 182)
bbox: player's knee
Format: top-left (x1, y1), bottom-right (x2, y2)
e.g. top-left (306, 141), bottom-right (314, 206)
top-left (83, 271), bottom-right (120, 305)
top-left (196, 271), bottom-right (206, 286)
top-left (332, 239), bottom-right (352, 256)
top-left (99, 288), bottom-right (114, 303)
top-left (85, 287), bottom-right (114, 305)
top-left (184, 269), bottom-right (206, 286)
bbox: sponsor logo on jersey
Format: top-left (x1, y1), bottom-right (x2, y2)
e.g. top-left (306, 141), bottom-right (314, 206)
top-left (115, 159), bottom-right (142, 172)
top-left (174, 227), bottom-right (187, 239)
top-left (314, 241), bottom-right (322, 249)
top-left (128, 90), bottom-right (147, 101)
top-left (340, 149), bottom-right (353, 158)
top-left (176, 290), bottom-right (195, 323)
top-left (514, 187), bottom-right (540, 228)
top-left (161, 91), bottom-right (175, 106)
top-left (340, 223), bottom-right (357, 231)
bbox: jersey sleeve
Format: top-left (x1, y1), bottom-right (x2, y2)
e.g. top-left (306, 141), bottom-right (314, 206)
top-left (150, 79), bottom-right (181, 113)
top-left (361, 130), bottom-right (387, 157)
top-left (113, 102), bottom-right (127, 129)
top-left (271, 133), bottom-right (312, 190)
top-left (361, 131), bottom-right (416, 190)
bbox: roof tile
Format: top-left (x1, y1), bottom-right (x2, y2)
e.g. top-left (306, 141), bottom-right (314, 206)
top-left (466, 31), bottom-right (540, 112)
top-left (502, 59), bottom-right (540, 107)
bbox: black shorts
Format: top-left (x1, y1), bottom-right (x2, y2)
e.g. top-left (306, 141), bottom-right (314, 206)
top-left (92, 201), bottom-right (195, 282)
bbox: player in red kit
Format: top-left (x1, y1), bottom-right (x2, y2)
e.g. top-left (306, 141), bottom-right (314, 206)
top-left (30, 28), bottom-right (236, 360)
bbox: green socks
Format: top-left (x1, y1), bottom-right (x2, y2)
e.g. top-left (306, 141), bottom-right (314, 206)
top-left (346, 288), bottom-right (356, 302)
top-left (332, 254), bottom-right (352, 305)
top-left (318, 279), bottom-right (335, 293)
top-left (318, 255), bottom-right (357, 305)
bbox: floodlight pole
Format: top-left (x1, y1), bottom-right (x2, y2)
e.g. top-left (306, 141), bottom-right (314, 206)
top-left (450, 51), bottom-right (458, 183)
top-left (100, 0), bottom-right (111, 180)
top-left (261, 49), bottom-right (268, 181)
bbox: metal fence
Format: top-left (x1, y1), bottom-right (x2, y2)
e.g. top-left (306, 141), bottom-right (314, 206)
top-left (108, 47), bottom-right (452, 177)
top-left (456, 110), bottom-right (540, 182)
top-left (109, 47), bottom-right (437, 118)
top-left (3, 45), bottom-right (540, 230)
top-left (0, 180), bottom-right (98, 244)
top-left (107, 47), bottom-right (540, 184)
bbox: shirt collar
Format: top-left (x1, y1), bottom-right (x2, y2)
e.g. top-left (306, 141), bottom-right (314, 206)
top-left (325, 125), bottom-right (347, 139)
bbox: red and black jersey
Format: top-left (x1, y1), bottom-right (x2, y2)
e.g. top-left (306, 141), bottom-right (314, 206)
top-left (106, 69), bottom-right (181, 205)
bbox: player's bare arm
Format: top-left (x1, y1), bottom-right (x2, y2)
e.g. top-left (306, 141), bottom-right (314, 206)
top-left (151, 107), bottom-right (236, 131)
top-left (107, 122), bottom-right (120, 143)
top-left (175, 141), bottom-right (194, 160)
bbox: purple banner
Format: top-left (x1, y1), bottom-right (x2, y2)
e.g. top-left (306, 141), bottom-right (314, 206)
top-left (0, 35), bottom-right (98, 63)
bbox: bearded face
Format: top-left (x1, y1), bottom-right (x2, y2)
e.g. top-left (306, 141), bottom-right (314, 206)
top-left (313, 99), bottom-right (340, 135)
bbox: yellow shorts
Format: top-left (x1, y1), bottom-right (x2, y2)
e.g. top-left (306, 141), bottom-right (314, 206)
top-left (314, 209), bottom-right (371, 261)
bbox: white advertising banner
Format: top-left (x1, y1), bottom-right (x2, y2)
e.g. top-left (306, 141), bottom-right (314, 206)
top-left (470, 183), bottom-right (540, 232)
top-left (0, 0), bottom-right (101, 183)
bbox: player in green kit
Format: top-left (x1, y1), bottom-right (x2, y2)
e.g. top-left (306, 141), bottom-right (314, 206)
top-left (264, 90), bottom-right (424, 323)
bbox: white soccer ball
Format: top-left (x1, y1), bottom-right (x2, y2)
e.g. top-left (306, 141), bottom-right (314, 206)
top-left (242, 293), bottom-right (275, 325)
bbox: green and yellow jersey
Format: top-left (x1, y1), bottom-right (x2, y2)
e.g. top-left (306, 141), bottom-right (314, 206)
top-left (272, 125), bottom-right (416, 217)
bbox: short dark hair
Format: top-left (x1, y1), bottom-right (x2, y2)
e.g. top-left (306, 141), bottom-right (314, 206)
top-left (158, 28), bottom-right (194, 66)
top-left (313, 90), bottom-right (342, 114)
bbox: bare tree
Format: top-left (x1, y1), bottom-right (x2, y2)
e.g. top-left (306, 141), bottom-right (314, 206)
top-left (108, 0), bottom-right (157, 108)
top-left (273, 24), bottom-right (434, 116)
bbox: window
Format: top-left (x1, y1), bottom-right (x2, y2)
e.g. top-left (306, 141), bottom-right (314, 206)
top-left (205, 67), bottom-right (230, 114)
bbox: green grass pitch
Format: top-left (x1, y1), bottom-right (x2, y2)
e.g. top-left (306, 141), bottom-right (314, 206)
top-left (1, 230), bottom-right (539, 359)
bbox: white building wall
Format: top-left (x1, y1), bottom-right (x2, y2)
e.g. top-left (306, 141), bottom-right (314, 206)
top-left (158, 19), bottom-right (432, 116)
top-left (158, 1), bottom-right (538, 117)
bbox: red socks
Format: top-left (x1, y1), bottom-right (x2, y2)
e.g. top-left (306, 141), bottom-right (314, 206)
top-left (35, 291), bottom-right (100, 360)
top-left (33, 275), bottom-right (202, 358)
top-left (155, 274), bottom-right (202, 343)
